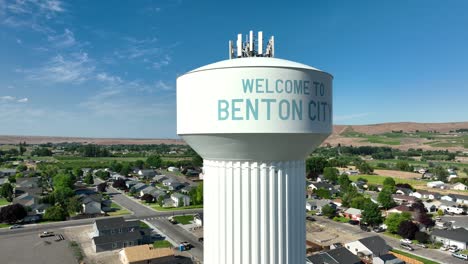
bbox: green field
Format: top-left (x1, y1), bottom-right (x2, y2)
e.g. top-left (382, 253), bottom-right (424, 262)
top-left (348, 174), bottom-right (422, 186)
top-left (369, 159), bottom-right (468, 170)
top-left (391, 249), bottom-right (440, 264)
top-left (342, 129), bottom-right (401, 145)
top-left (50, 156), bottom-right (191, 169)
top-left (107, 202), bottom-right (131, 216)
top-left (173, 215), bottom-right (194, 225)
top-left (153, 240), bottom-right (173, 248)
top-left (142, 202), bottom-right (203, 212)
top-left (0, 223), bottom-right (12, 228)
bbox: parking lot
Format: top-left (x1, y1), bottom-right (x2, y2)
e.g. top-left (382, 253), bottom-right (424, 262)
top-left (0, 228), bottom-right (76, 264)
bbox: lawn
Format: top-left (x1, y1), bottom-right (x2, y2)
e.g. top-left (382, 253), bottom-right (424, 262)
top-left (139, 221), bottom-right (150, 229)
top-left (107, 202), bottom-right (131, 216)
top-left (142, 202), bottom-right (203, 212)
top-left (173, 215), bottom-right (194, 225)
top-left (153, 240), bottom-right (173, 248)
top-left (332, 216), bottom-right (350, 223)
top-left (348, 175), bottom-right (422, 186)
top-left (0, 223), bottom-right (12, 228)
top-left (391, 249), bottom-right (440, 264)
top-left (0, 197), bottom-right (10, 206)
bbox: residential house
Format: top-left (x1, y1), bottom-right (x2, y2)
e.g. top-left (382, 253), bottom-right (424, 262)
top-left (139, 186), bottom-right (157, 197)
top-left (345, 236), bottom-right (390, 260)
top-left (125, 180), bottom-right (138, 189)
top-left (306, 199), bottom-right (336, 212)
top-left (422, 172), bottom-right (434, 179)
top-left (168, 182), bottom-right (184, 191)
top-left (391, 194), bottom-right (418, 205)
top-left (452, 182), bottom-right (468, 191)
top-left (0, 177), bottom-right (9, 185)
top-left (138, 169), bottom-right (156, 179)
top-left (308, 182), bottom-right (339, 195)
top-left (306, 247), bottom-right (362, 264)
top-left (194, 213), bottom-right (203, 226)
top-left (111, 173), bottom-right (126, 181)
top-left (448, 174), bottom-right (459, 182)
top-left (167, 166), bottom-right (179, 172)
top-left (395, 187), bottom-right (413, 196)
top-left (152, 175), bottom-right (168, 183)
top-left (162, 178), bottom-right (178, 187)
top-left (332, 198), bottom-right (343, 208)
top-left (417, 168), bottom-right (427, 174)
top-left (373, 254), bottom-right (405, 264)
top-left (0, 169), bottom-right (16, 177)
top-left (410, 190), bottom-right (441, 200)
top-left (441, 194), bottom-right (456, 202)
top-left (427, 181), bottom-right (445, 188)
top-left (181, 185), bottom-right (196, 195)
top-left (130, 183), bottom-right (147, 194)
top-left (345, 170), bottom-right (360, 176)
top-left (343, 208), bottom-right (362, 221)
top-left (422, 201), bottom-right (438, 213)
top-left (148, 189), bottom-right (167, 201)
top-left (364, 191), bottom-right (379, 204)
top-left (439, 200), bottom-right (459, 211)
top-left (92, 217), bottom-right (145, 252)
top-left (119, 245), bottom-right (175, 264)
top-left (82, 196), bottom-right (102, 214)
top-left (171, 193), bottom-right (190, 207)
top-left (452, 194), bottom-right (468, 204)
top-left (386, 205), bottom-right (412, 215)
top-left (431, 228), bottom-right (468, 250)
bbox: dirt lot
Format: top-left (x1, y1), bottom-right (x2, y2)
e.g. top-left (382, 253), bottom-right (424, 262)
top-left (374, 169), bottom-right (421, 179)
top-left (0, 229), bottom-right (76, 264)
top-left (64, 225), bottom-right (121, 264)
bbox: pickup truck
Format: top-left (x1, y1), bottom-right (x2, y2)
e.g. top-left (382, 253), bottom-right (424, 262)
top-left (39, 231), bottom-right (55, 238)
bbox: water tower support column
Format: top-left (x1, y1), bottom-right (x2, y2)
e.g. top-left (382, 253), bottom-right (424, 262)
top-left (203, 159), bottom-right (306, 264)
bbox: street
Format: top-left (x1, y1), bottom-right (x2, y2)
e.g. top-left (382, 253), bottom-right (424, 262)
top-left (313, 216), bottom-right (465, 264)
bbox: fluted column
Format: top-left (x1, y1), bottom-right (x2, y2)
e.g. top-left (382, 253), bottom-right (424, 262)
top-left (203, 160), bottom-right (305, 264)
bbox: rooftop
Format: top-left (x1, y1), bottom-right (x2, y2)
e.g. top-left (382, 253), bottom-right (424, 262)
top-left (358, 235), bottom-right (389, 256)
top-left (307, 247), bottom-right (362, 264)
top-left (121, 244), bottom-right (174, 262)
top-left (93, 231), bottom-right (142, 245)
top-left (94, 217), bottom-right (139, 231)
top-left (432, 228), bottom-right (468, 243)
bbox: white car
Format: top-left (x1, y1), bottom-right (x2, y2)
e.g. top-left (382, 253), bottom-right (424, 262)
top-left (400, 238), bottom-right (412, 244)
top-left (448, 246), bottom-right (459, 253)
top-left (440, 245), bottom-right (449, 251)
top-left (9, 224), bottom-right (22, 229)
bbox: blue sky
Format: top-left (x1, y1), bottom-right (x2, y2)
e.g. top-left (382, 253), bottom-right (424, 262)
top-left (1, 0), bottom-right (467, 138)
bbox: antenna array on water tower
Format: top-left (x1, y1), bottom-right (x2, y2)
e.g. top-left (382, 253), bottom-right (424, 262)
top-left (229, 30), bottom-right (274, 59)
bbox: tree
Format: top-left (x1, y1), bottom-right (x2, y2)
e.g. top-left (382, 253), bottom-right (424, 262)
top-left (315, 188), bottom-right (332, 199)
top-left (356, 162), bottom-right (373, 174)
top-left (350, 196), bottom-right (372, 210)
top-left (18, 142), bottom-right (27, 156)
top-left (31, 147), bottom-right (52, 156)
top-left (16, 164), bottom-right (27, 172)
top-left (134, 160), bottom-right (145, 169)
top-left (0, 183), bottom-right (14, 202)
top-left (73, 168), bottom-right (83, 177)
top-left (95, 170), bottom-right (110, 180)
top-left (398, 220), bottom-right (419, 239)
top-left (146, 155), bottom-right (163, 168)
top-left (321, 204), bottom-right (336, 218)
top-left (66, 196), bottom-right (82, 215)
top-left (120, 163), bottom-right (132, 176)
top-left (383, 177), bottom-right (396, 188)
top-left (361, 201), bottom-right (383, 227)
top-left (306, 157), bottom-right (329, 178)
top-left (110, 161), bottom-right (123, 173)
top-left (157, 195), bottom-right (165, 207)
top-left (433, 166), bottom-right (449, 182)
top-left (192, 153), bottom-right (203, 167)
top-left (437, 209), bottom-right (444, 216)
top-left (385, 212), bottom-right (412, 233)
top-left (97, 183), bottom-right (107, 193)
top-left (378, 187), bottom-right (395, 209)
top-left (341, 186), bottom-right (360, 207)
top-left (323, 167), bottom-right (339, 183)
top-left (396, 161), bottom-right (413, 172)
top-left (396, 183), bottom-right (414, 191)
top-left (44, 205), bottom-right (68, 221)
top-left (53, 173), bottom-right (74, 190)
top-left (84, 173), bottom-right (94, 185)
top-left (415, 231), bottom-right (429, 243)
top-left (112, 179), bottom-right (127, 190)
top-left (338, 174), bottom-right (352, 192)
top-left (141, 193), bottom-right (154, 203)
top-left (0, 204), bottom-right (27, 223)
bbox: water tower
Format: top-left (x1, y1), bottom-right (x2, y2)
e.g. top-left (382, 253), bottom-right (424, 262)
top-left (177, 31), bottom-right (333, 264)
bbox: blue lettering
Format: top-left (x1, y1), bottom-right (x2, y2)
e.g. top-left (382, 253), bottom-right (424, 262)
top-left (242, 79), bottom-right (254, 93)
top-left (292, 100), bottom-right (302, 120)
top-left (279, 100), bottom-right (290, 120)
top-left (261, 99), bottom-right (276, 121)
top-left (255, 79), bottom-right (264, 93)
top-left (285, 80), bottom-right (293, 93)
top-left (275, 79), bottom-right (284, 93)
top-left (232, 99), bottom-right (243, 120)
top-left (304, 81), bottom-right (310, 95)
top-left (246, 99), bottom-right (258, 120)
top-left (265, 79), bottom-right (274, 93)
top-left (293, 80), bottom-right (303, 94)
top-left (308, 100), bottom-right (316, 121)
top-left (218, 100), bottom-right (229, 120)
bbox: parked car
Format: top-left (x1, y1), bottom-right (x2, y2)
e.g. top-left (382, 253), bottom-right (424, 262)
top-left (400, 238), bottom-right (412, 244)
top-left (400, 243), bottom-right (414, 251)
top-left (440, 245), bottom-right (449, 251)
top-left (416, 243), bottom-right (427, 248)
top-left (9, 224), bottom-right (22, 229)
top-left (306, 216), bottom-right (316, 222)
top-left (372, 227), bottom-right (384, 233)
top-left (452, 253), bottom-right (468, 261)
top-left (449, 245), bottom-right (459, 253)
top-left (39, 231), bottom-right (55, 238)
top-left (168, 218), bottom-right (178, 225)
top-left (348, 220), bottom-right (359, 225)
top-left (315, 212), bottom-right (323, 216)
top-left (360, 225), bottom-right (370, 232)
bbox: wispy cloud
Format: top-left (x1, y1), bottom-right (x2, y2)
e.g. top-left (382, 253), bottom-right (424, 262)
top-left (27, 52), bottom-right (95, 83)
top-left (96, 72), bottom-right (123, 85)
top-left (0, 96), bottom-right (29, 103)
top-left (154, 80), bottom-right (172, 91)
top-left (113, 37), bottom-right (173, 69)
top-left (17, 98), bottom-right (28, 103)
top-left (0, 96), bottom-right (16, 101)
top-left (47, 28), bottom-right (76, 48)
top-left (334, 113), bottom-right (371, 122)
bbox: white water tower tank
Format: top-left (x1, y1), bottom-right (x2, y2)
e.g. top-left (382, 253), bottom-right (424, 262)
top-left (177, 31), bottom-right (333, 264)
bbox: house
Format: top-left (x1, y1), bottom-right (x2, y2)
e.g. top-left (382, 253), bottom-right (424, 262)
top-left (441, 194), bottom-right (456, 202)
top-left (452, 194), bottom-right (468, 204)
top-left (439, 200), bottom-right (458, 211)
top-left (427, 181), bottom-right (445, 188)
top-left (422, 201), bottom-right (438, 213)
top-left (410, 190), bottom-right (441, 200)
top-left (306, 199), bottom-right (336, 212)
top-left (152, 175), bottom-right (168, 183)
top-left (417, 168), bottom-right (427, 174)
top-left (345, 170), bottom-right (360, 176)
top-left (395, 187), bottom-right (413, 196)
top-left (168, 182), bottom-right (184, 191)
top-left (422, 172), bottom-right (434, 179)
top-left (119, 245), bottom-right (175, 264)
top-left (92, 217), bottom-right (144, 252)
top-left (125, 180), bottom-right (138, 189)
top-left (180, 185), bottom-right (196, 195)
top-left (139, 186), bottom-right (157, 197)
top-left (308, 182), bottom-right (339, 195)
top-left (111, 174), bottom-right (126, 181)
top-left (448, 174), bottom-right (459, 182)
top-left (194, 213), bottom-right (203, 226)
top-left (162, 178), bottom-right (179, 187)
top-left (130, 183), bottom-right (147, 193)
top-left (373, 254), bottom-right (405, 264)
top-left (387, 205), bottom-right (412, 215)
top-left (345, 236), bottom-right (390, 259)
top-left (167, 166), bottom-right (179, 172)
top-left (391, 194), bottom-right (418, 205)
top-left (13, 193), bottom-right (39, 208)
top-left (431, 228), bottom-right (468, 250)
top-left (171, 193), bottom-right (190, 207)
top-left (452, 182), bottom-right (468, 191)
top-left (0, 169), bottom-right (16, 177)
top-left (306, 247), bottom-right (362, 264)
top-left (138, 169), bottom-right (156, 179)
top-left (149, 189), bottom-right (167, 201)
top-left (343, 208), bottom-right (362, 221)
top-left (82, 196), bottom-right (102, 214)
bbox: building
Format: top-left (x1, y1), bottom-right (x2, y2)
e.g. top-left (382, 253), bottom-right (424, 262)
top-left (427, 181), bottom-right (445, 188)
top-left (152, 175), bottom-right (168, 183)
top-left (167, 166), bottom-right (179, 172)
top-left (431, 228), bottom-right (468, 249)
top-left (306, 247), bottom-right (362, 264)
top-left (138, 169), bottom-right (156, 179)
top-left (82, 195), bottom-right (102, 214)
top-left (306, 199), bottom-right (336, 212)
top-left (119, 245), bottom-right (175, 264)
top-left (0, 169), bottom-right (16, 177)
top-left (410, 190), bottom-right (441, 200)
top-left (373, 254), bottom-right (405, 264)
top-left (343, 208), bottom-right (362, 221)
top-left (386, 205), bottom-right (412, 215)
top-left (171, 193), bottom-right (190, 207)
top-left (452, 182), bottom-right (468, 191)
top-left (392, 194), bottom-right (418, 205)
top-left (345, 236), bottom-right (390, 260)
top-left (92, 217), bottom-right (144, 252)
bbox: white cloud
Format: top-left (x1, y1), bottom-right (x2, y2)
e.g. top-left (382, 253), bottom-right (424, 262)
top-left (152, 54), bottom-right (171, 69)
top-left (17, 98), bottom-right (28, 103)
top-left (96, 72), bottom-right (123, 84)
top-left (0, 96), bottom-right (29, 103)
top-left (0, 96), bottom-right (16, 101)
top-left (154, 80), bottom-right (172, 91)
top-left (47, 28), bottom-right (76, 48)
top-left (28, 52), bottom-right (95, 83)
top-left (16, 38), bottom-right (22, 44)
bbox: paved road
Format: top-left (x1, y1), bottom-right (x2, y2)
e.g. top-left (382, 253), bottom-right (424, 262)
top-left (314, 216), bottom-right (465, 264)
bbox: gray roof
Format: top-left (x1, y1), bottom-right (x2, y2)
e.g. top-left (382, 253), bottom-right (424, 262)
top-left (307, 247), bottom-right (362, 264)
top-left (358, 236), bottom-right (389, 256)
top-left (93, 231), bottom-right (142, 245)
top-left (311, 182), bottom-right (334, 190)
top-left (94, 217), bottom-right (139, 231)
top-left (432, 228), bottom-right (468, 243)
top-left (375, 254), bottom-right (404, 264)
